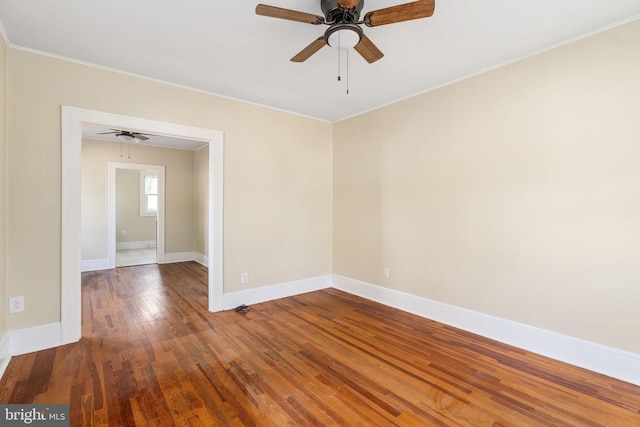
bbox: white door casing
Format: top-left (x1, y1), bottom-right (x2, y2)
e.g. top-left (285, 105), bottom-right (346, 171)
top-left (61, 106), bottom-right (224, 344)
top-left (109, 162), bottom-right (165, 268)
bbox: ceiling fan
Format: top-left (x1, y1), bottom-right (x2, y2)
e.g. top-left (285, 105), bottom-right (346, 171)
top-left (256, 0), bottom-right (435, 64)
top-left (96, 129), bottom-right (153, 158)
top-left (97, 129), bottom-right (150, 141)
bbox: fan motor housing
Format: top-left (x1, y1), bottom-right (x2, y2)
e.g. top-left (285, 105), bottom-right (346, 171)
top-left (321, 0), bottom-right (364, 24)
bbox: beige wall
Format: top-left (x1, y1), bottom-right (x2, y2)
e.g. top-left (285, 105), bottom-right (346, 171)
top-left (7, 49), bottom-right (333, 330)
top-left (334, 20), bottom-right (640, 354)
top-left (0, 35), bottom-right (7, 335)
top-left (81, 139), bottom-right (196, 260)
top-left (195, 145), bottom-right (209, 257)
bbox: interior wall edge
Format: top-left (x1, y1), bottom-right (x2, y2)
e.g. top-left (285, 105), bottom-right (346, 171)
top-left (0, 332), bottom-right (10, 379)
top-left (222, 275), bottom-right (333, 311)
top-left (7, 322), bottom-right (61, 358)
top-left (162, 251), bottom-right (199, 264)
top-left (80, 254), bottom-right (209, 272)
top-left (194, 252), bottom-right (208, 267)
top-left (81, 259), bottom-right (110, 272)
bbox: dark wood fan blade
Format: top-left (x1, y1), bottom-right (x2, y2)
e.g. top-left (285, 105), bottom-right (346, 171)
top-left (256, 4), bottom-right (324, 25)
top-left (338, 0), bottom-right (361, 8)
top-left (364, 0), bottom-right (435, 27)
top-left (134, 134), bottom-right (149, 141)
top-left (291, 37), bottom-right (326, 62)
top-left (354, 35), bottom-right (384, 63)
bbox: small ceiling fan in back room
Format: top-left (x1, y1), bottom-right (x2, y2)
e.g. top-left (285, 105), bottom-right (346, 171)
top-left (256, 0), bottom-right (436, 64)
top-left (97, 129), bottom-right (152, 159)
top-left (97, 129), bottom-right (151, 141)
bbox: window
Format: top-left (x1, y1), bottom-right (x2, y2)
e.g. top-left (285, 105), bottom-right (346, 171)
top-left (140, 170), bottom-right (158, 216)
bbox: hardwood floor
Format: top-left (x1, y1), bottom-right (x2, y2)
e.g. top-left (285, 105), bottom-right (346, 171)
top-left (1, 262), bottom-right (639, 426)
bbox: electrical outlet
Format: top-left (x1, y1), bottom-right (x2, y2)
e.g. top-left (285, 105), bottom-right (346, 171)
top-left (241, 272), bottom-right (249, 284)
top-left (9, 296), bottom-right (24, 313)
top-left (383, 268), bottom-right (390, 279)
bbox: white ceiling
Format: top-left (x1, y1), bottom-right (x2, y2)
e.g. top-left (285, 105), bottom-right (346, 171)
top-left (82, 124), bottom-right (207, 151)
top-left (1, 0), bottom-right (639, 122)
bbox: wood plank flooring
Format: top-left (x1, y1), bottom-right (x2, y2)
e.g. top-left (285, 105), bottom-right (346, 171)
top-left (1, 262), bottom-right (639, 426)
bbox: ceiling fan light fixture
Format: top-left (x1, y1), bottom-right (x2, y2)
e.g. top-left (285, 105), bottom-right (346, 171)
top-left (326, 24), bottom-right (362, 50)
top-left (118, 134), bottom-right (135, 142)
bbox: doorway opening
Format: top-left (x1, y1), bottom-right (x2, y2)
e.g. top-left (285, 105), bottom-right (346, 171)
top-left (110, 163), bottom-right (165, 268)
top-left (62, 106), bottom-right (224, 345)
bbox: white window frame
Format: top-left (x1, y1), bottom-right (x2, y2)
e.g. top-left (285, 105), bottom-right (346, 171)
top-left (140, 170), bottom-right (158, 216)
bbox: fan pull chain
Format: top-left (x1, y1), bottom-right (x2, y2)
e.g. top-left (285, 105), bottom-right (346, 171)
top-left (346, 49), bottom-right (349, 95)
top-left (334, 32), bottom-right (350, 95)
top-left (337, 32), bottom-right (341, 82)
top-left (120, 136), bottom-right (132, 158)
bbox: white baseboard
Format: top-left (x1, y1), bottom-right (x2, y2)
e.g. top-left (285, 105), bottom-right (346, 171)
top-left (332, 275), bottom-right (640, 386)
top-left (8, 323), bottom-right (62, 357)
top-left (81, 258), bottom-right (110, 272)
top-left (0, 333), bottom-right (11, 379)
top-left (194, 252), bottom-right (209, 267)
top-left (82, 251), bottom-right (205, 272)
top-left (162, 251), bottom-right (197, 264)
top-left (222, 275), bottom-right (332, 311)
top-left (116, 240), bottom-right (156, 250)
top-left (3, 274), bottom-right (637, 388)
top-left (0, 333), bottom-right (9, 358)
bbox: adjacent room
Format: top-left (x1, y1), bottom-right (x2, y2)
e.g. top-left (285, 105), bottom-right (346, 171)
top-left (0, 1), bottom-right (639, 425)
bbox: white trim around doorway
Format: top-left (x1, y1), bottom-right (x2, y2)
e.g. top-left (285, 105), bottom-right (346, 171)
top-left (61, 106), bottom-right (224, 345)
top-left (109, 162), bottom-right (165, 268)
